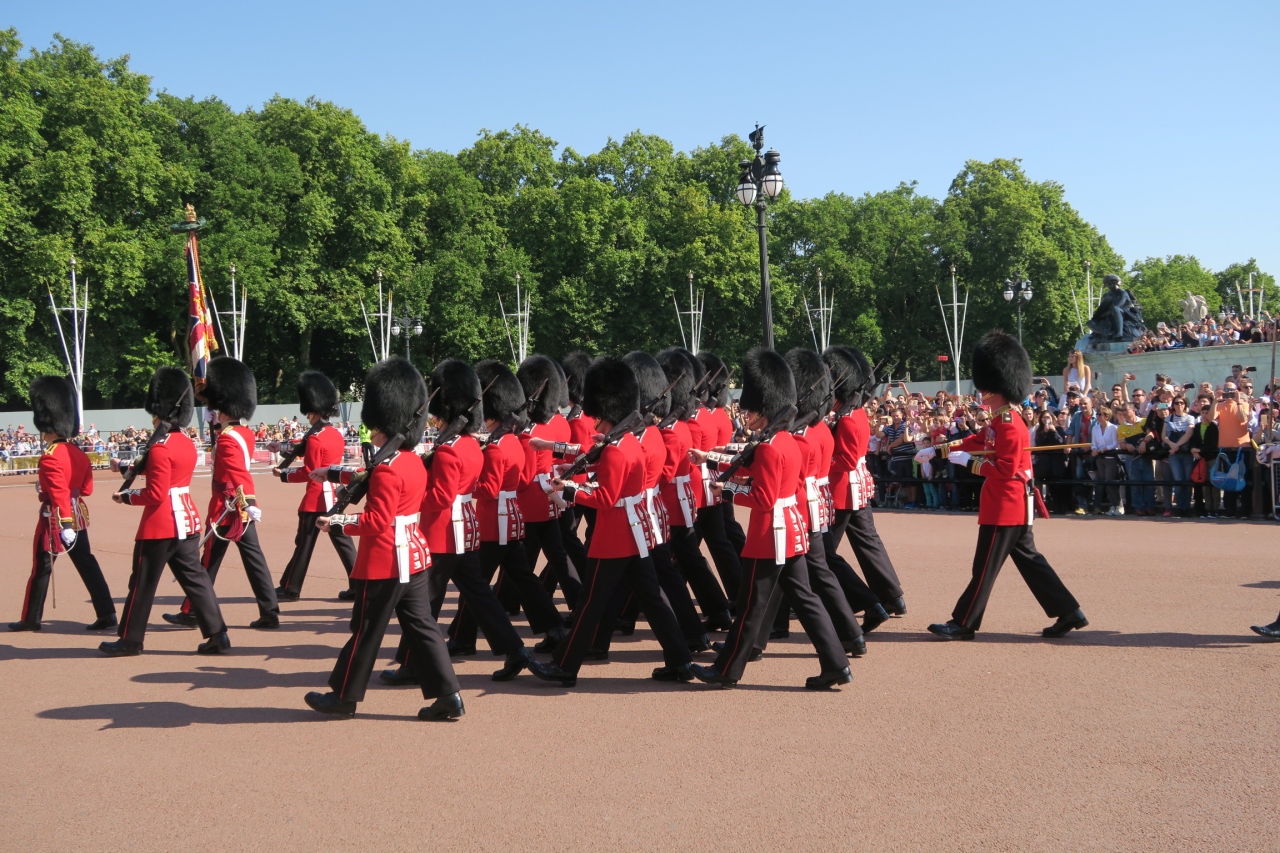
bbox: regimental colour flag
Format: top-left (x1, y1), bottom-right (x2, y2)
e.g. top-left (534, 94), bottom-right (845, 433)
top-left (186, 228), bottom-right (218, 385)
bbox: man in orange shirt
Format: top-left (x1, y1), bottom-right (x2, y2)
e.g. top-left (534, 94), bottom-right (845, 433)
top-left (1215, 380), bottom-right (1253, 519)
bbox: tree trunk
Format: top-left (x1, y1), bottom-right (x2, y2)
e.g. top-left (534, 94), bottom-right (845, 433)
top-left (300, 326), bottom-right (312, 369)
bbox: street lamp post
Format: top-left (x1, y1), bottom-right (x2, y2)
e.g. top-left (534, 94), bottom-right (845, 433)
top-left (390, 313), bottom-right (423, 359)
top-left (735, 124), bottom-right (784, 350)
top-left (1003, 271), bottom-right (1033, 345)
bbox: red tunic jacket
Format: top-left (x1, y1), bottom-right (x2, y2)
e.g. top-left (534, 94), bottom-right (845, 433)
top-left (809, 420), bottom-right (836, 528)
top-left (333, 450), bottom-right (431, 580)
top-left (120, 432), bottom-right (202, 541)
top-left (961, 408), bottom-right (1035, 527)
top-left (658, 420), bottom-right (697, 527)
top-left (208, 423), bottom-right (258, 521)
top-left (637, 424), bottom-right (668, 542)
top-left (566, 408), bottom-right (595, 484)
top-left (573, 432), bottom-right (646, 559)
top-left (791, 425), bottom-right (822, 533)
top-left (829, 409), bottom-right (871, 511)
top-left (477, 433), bottom-right (527, 543)
top-left (282, 423), bottom-right (346, 512)
top-left (421, 434), bottom-right (482, 554)
top-left (517, 417), bottom-right (570, 521)
top-left (713, 431), bottom-right (807, 561)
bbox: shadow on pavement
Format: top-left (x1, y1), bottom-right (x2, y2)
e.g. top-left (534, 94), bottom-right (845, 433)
top-left (1241, 580), bottom-right (1280, 589)
top-left (866, 630), bottom-right (1256, 649)
top-left (133, 665), bottom-right (332, 690)
top-left (37, 701), bottom-right (405, 728)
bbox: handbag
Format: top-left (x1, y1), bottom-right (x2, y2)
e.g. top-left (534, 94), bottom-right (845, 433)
top-left (1209, 450), bottom-right (1247, 492)
top-left (1190, 458), bottom-right (1207, 484)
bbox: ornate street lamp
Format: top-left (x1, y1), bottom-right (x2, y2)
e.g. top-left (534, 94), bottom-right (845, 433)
top-left (1003, 271), bottom-right (1033, 344)
top-left (391, 313), bottom-right (423, 358)
top-left (736, 124), bottom-right (784, 350)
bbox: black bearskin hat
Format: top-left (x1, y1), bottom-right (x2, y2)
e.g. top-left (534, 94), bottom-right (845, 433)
top-left (429, 359), bottom-right (482, 435)
top-left (202, 357), bottom-right (257, 421)
top-left (146, 367), bottom-right (194, 429)
top-left (822, 346), bottom-right (863, 408)
top-left (847, 348), bottom-right (878, 405)
top-left (362, 357), bottom-right (429, 440)
top-left (475, 359), bottom-right (525, 422)
top-left (739, 347), bottom-right (795, 418)
top-left (656, 348), bottom-right (698, 418)
top-left (697, 351), bottom-right (729, 407)
top-left (971, 330), bottom-right (1031, 403)
top-left (582, 356), bottom-right (638, 426)
top-left (786, 348), bottom-right (831, 427)
top-left (552, 359), bottom-right (570, 409)
top-left (517, 355), bottom-right (565, 424)
top-left (297, 370), bottom-right (339, 418)
top-left (562, 351), bottom-right (592, 406)
top-left (30, 376), bottom-right (78, 439)
top-left (623, 351), bottom-right (670, 420)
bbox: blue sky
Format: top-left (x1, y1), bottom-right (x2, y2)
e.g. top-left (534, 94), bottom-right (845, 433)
top-left (8, 1), bottom-right (1277, 281)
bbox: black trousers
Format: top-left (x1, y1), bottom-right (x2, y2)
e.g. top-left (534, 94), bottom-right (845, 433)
top-left (21, 529), bottom-right (115, 624)
top-left (276, 510), bottom-right (358, 596)
top-left (593, 542), bottom-right (706, 649)
top-left (951, 524), bottom-right (1080, 631)
top-left (720, 501), bottom-right (746, 556)
top-left (554, 555), bottom-right (692, 676)
top-left (559, 507), bottom-right (590, 586)
top-left (829, 507), bottom-right (903, 602)
top-left (451, 540), bottom-right (562, 646)
top-left (394, 552), bottom-right (523, 667)
top-left (822, 529), bottom-right (882, 613)
top-left (693, 504), bottom-right (743, 601)
top-left (760, 533), bottom-right (863, 648)
top-left (119, 537), bottom-right (227, 644)
top-left (713, 555), bottom-right (846, 681)
top-left (668, 524), bottom-right (730, 617)
top-left (523, 518), bottom-right (582, 610)
top-left (328, 571), bottom-right (460, 702)
top-left (181, 523), bottom-right (279, 618)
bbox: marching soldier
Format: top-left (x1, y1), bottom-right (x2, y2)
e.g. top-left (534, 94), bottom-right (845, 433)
top-left (688, 348), bottom-right (851, 690)
top-left (689, 351), bottom-right (744, 606)
top-left (755, 349), bottom-right (867, 657)
top-left (304, 357), bottom-right (463, 720)
top-left (446, 360), bottom-right (566, 653)
top-left (380, 359), bottom-right (535, 685)
top-left (822, 345), bottom-right (902, 629)
top-left (559, 352), bottom-right (597, 555)
top-left (164, 357), bottom-right (279, 630)
top-left (10, 376), bottom-right (116, 632)
top-left (273, 371), bottom-right (358, 602)
top-left (526, 356), bottom-right (694, 687)
top-left (101, 368), bottom-right (229, 656)
top-left (514, 355), bottom-right (581, 610)
top-left (657, 348), bottom-right (734, 629)
top-left (928, 331), bottom-right (1088, 641)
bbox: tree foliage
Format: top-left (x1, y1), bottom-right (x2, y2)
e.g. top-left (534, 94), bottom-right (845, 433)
top-left (0, 31), bottom-right (1265, 406)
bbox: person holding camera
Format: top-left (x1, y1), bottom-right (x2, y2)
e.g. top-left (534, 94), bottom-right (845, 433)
top-left (1189, 398), bottom-right (1220, 518)
top-left (1162, 398), bottom-right (1195, 517)
top-left (1215, 381), bottom-right (1253, 519)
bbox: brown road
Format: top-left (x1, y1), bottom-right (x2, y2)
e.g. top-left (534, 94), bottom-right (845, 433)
top-left (1, 473), bottom-right (1277, 851)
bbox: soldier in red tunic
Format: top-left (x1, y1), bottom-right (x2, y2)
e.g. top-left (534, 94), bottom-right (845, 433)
top-left (446, 360), bottom-right (565, 654)
top-left (526, 356), bottom-right (694, 687)
top-left (689, 348), bottom-right (851, 690)
top-left (273, 371), bottom-right (357, 602)
top-left (305, 357), bottom-right (463, 720)
top-left (928, 332), bottom-right (1087, 641)
top-left (689, 351), bottom-right (744, 604)
top-left (101, 368), bottom-right (228, 656)
top-left (165, 358), bottom-right (279, 630)
top-left (380, 359), bottom-right (535, 686)
top-left (559, 352), bottom-right (597, 558)
top-left (10, 376), bottom-right (115, 632)
top-left (821, 346), bottom-right (896, 631)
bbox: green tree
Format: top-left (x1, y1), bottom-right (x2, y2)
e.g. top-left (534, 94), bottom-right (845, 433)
top-left (1127, 255), bottom-right (1220, 329)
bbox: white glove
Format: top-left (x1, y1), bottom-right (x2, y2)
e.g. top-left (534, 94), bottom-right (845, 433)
top-left (948, 451), bottom-right (971, 466)
top-left (60, 528), bottom-right (77, 547)
top-left (247, 506), bottom-right (263, 523)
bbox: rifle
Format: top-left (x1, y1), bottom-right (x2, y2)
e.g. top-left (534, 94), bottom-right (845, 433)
top-left (632, 371), bottom-right (685, 431)
top-left (420, 407), bottom-right (475, 468)
top-left (555, 410), bottom-right (645, 481)
top-left (793, 367), bottom-right (833, 421)
top-left (715, 404), bottom-right (799, 483)
top-left (273, 418), bottom-right (327, 474)
top-left (328, 400), bottom-right (427, 515)
top-left (116, 385), bottom-right (191, 493)
top-left (482, 379), bottom-right (547, 447)
top-left (690, 364), bottom-right (725, 405)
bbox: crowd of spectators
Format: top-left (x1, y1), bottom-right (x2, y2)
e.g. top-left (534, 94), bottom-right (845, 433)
top-left (1127, 314), bottom-right (1275, 353)
top-left (866, 365), bottom-right (1279, 520)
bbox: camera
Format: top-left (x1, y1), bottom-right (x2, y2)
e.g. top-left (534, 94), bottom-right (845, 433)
top-left (1183, 383), bottom-right (1196, 390)
top-left (1245, 366), bottom-right (1258, 373)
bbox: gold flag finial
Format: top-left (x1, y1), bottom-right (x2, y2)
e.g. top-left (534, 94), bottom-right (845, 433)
top-left (184, 203), bottom-right (198, 223)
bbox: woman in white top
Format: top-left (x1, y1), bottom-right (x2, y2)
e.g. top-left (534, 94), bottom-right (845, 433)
top-left (1090, 406), bottom-right (1121, 515)
top-left (1063, 350), bottom-right (1092, 395)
